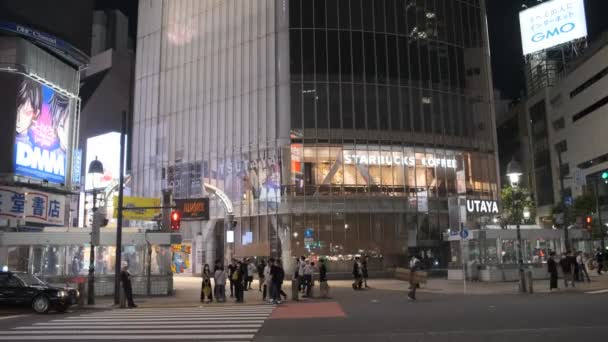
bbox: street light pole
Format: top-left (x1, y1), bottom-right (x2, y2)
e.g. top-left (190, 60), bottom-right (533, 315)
top-left (87, 157), bottom-right (104, 305)
top-left (507, 158), bottom-right (526, 293)
top-left (88, 191), bottom-right (97, 305)
top-left (114, 110), bottom-right (127, 305)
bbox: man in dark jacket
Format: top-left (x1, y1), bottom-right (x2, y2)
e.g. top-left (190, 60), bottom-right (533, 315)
top-left (319, 258), bottom-right (329, 298)
top-left (270, 259), bottom-right (285, 304)
top-left (352, 257), bottom-right (362, 290)
top-left (227, 260), bottom-right (237, 298)
top-left (233, 260), bottom-right (244, 302)
top-left (559, 252), bottom-right (575, 288)
top-left (120, 263), bottom-right (137, 308)
top-left (241, 258), bottom-right (249, 292)
top-left (547, 251), bottom-right (558, 290)
top-left (597, 248), bottom-right (605, 275)
top-left (257, 260), bottom-right (266, 292)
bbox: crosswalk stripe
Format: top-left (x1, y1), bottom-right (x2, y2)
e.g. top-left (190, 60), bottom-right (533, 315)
top-left (17, 324), bottom-right (263, 329)
top-left (3, 305), bottom-right (275, 341)
top-left (585, 289), bottom-right (608, 294)
top-left (34, 321), bottom-right (265, 326)
top-left (67, 314), bottom-right (271, 319)
top-left (2, 329), bottom-right (260, 334)
top-left (0, 335), bottom-right (255, 340)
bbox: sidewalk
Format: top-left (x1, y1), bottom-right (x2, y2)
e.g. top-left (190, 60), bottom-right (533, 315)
top-left (85, 272), bottom-right (608, 309)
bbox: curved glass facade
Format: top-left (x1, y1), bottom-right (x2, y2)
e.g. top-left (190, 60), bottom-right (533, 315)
top-left (133, 0), bottom-right (498, 272)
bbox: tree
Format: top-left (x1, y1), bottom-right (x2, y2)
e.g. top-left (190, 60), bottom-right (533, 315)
top-left (500, 185), bottom-right (536, 226)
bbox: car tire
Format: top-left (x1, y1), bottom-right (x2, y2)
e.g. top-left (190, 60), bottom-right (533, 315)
top-left (32, 295), bottom-right (50, 314)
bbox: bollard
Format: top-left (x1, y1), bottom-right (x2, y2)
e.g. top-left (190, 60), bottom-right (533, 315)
top-left (119, 282), bottom-right (126, 309)
top-left (291, 278), bottom-right (299, 301)
top-left (526, 270), bottom-right (534, 294)
top-left (78, 282), bottom-right (86, 306)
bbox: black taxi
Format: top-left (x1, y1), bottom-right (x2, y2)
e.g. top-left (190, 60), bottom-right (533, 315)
top-left (0, 271), bottom-right (79, 313)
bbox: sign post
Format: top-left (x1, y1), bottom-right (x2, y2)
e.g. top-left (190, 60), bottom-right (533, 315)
top-left (460, 227), bottom-right (469, 294)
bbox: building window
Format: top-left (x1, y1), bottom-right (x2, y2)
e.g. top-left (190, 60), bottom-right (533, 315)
top-left (555, 140), bottom-right (568, 153)
top-left (572, 95), bottom-right (608, 123)
top-left (552, 117), bottom-right (565, 131)
top-left (570, 65), bottom-right (608, 98)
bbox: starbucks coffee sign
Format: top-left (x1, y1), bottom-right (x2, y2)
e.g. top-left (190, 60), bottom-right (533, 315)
top-left (343, 152), bottom-right (456, 169)
top-left (466, 199), bottom-right (499, 214)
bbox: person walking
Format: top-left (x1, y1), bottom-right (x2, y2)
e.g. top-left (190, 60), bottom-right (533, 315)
top-left (408, 255), bottom-right (421, 300)
top-left (120, 262), bottom-right (137, 308)
top-left (270, 259), bottom-right (285, 304)
top-left (362, 257), bottom-right (370, 288)
top-left (548, 251), bottom-right (558, 290)
top-left (559, 252), bottom-right (575, 288)
top-left (319, 258), bottom-right (329, 299)
top-left (298, 256), bottom-right (306, 293)
top-left (597, 248), bottom-right (605, 275)
top-left (278, 260), bottom-right (288, 302)
top-left (263, 258), bottom-right (272, 301)
top-left (247, 260), bottom-right (257, 290)
top-left (258, 260), bottom-right (266, 292)
top-left (302, 260), bottom-right (313, 297)
top-left (227, 260), bottom-right (237, 298)
top-left (200, 264), bottom-right (213, 303)
top-left (577, 251), bottom-right (591, 282)
top-left (241, 258), bottom-right (249, 292)
top-left (352, 257), bottom-right (362, 290)
top-left (233, 260), bottom-right (244, 303)
top-left (214, 265), bottom-right (227, 302)
top-left (572, 250), bottom-right (580, 282)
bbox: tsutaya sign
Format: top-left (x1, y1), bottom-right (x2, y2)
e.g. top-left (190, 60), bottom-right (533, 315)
top-left (343, 151), bottom-right (457, 169)
top-left (466, 199), bottom-right (499, 214)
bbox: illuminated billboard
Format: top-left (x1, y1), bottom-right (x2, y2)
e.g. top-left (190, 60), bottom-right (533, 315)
top-left (519, 0), bottom-right (587, 55)
top-left (13, 77), bottom-right (71, 184)
top-left (85, 132), bottom-right (121, 191)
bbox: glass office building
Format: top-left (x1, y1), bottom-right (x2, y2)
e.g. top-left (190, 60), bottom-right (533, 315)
top-left (133, 0), bottom-right (499, 273)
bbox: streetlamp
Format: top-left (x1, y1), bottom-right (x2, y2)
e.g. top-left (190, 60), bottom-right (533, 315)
top-left (87, 157), bottom-right (104, 305)
top-left (506, 158), bottom-right (526, 293)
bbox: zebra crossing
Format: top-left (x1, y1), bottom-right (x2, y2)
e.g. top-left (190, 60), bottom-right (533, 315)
top-left (0, 305), bottom-right (275, 341)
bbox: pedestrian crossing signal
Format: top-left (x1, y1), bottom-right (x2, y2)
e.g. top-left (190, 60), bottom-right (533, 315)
top-left (586, 216), bottom-right (592, 230)
top-left (170, 211), bottom-right (181, 231)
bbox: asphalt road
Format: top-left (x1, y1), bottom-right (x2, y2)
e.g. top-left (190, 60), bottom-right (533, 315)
top-left (1, 287), bottom-right (606, 342)
top-left (255, 287), bottom-right (608, 342)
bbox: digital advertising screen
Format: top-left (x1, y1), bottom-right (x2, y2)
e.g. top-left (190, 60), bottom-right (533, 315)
top-left (519, 0), bottom-right (587, 55)
top-left (13, 76), bottom-right (71, 184)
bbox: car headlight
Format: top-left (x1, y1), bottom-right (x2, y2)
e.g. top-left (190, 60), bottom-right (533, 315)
top-left (75, 290), bottom-right (80, 298)
top-left (57, 290), bottom-right (67, 297)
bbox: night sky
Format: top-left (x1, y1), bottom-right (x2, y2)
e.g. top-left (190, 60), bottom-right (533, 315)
top-left (487, 0), bottom-right (608, 100)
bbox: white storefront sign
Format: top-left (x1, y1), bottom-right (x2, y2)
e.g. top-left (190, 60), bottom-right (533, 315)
top-left (519, 0), bottom-right (587, 55)
top-left (343, 152), bottom-right (456, 169)
top-left (0, 186), bottom-right (66, 225)
top-left (466, 199), bottom-right (499, 214)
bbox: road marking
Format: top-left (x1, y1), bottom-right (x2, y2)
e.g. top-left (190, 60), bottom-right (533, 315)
top-left (0, 335), bottom-right (255, 340)
top-left (4, 305), bottom-right (275, 341)
top-left (17, 324), bottom-right (263, 329)
top-left (585, 289), bottom-right (608, 294)
top-left (0, 315), bottom-right (28, 321)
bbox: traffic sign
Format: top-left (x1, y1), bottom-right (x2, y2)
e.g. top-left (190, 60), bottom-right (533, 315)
top-left (459, 229), bottom-right (469, 240)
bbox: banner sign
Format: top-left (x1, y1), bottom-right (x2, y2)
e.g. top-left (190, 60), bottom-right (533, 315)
top-left (0, 186), bottom-right (66, 225)
top-left (13, 77), bottom-right (71, 184)
top-left (113, 196), bottom-right (160, 220)
top-left (519, 0), bottom-right (587, 55)
top-left (176, 198), bottom-right (210, 221)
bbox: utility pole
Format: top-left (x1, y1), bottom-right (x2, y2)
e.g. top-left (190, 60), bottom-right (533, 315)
top-left (114, 110), bottom-right (127, 305)
top-left (594, 179), bottom-right (606, 253)
top-left (556, 149), bottom-right (570, 251)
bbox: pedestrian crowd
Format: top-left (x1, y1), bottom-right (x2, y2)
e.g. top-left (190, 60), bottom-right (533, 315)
top-left (547, 248), bottom-right (605, 290)
top-left (199, 256), bottom-right (331, 304)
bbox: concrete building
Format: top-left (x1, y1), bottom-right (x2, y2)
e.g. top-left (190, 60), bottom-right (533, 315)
top-left (133, 0), bottom-right (500, 274)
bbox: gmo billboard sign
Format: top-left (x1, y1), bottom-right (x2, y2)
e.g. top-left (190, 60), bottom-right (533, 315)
top-left (519, 0), bottom-right (587, 55)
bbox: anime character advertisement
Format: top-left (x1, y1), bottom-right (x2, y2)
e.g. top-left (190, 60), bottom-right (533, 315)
top-left (13, 77), bottom-right (70, 184)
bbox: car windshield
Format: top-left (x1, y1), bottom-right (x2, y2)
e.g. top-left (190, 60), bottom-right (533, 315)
top-left (15, 273), bottom-right (46, 286)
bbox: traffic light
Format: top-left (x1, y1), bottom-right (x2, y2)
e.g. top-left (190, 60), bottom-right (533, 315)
top-left (602, 171), bottom-right (608, 182)
top-left (170, 211), bottom-right (181, 231)
top-left (586, 216), bottom-right (592, 230)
